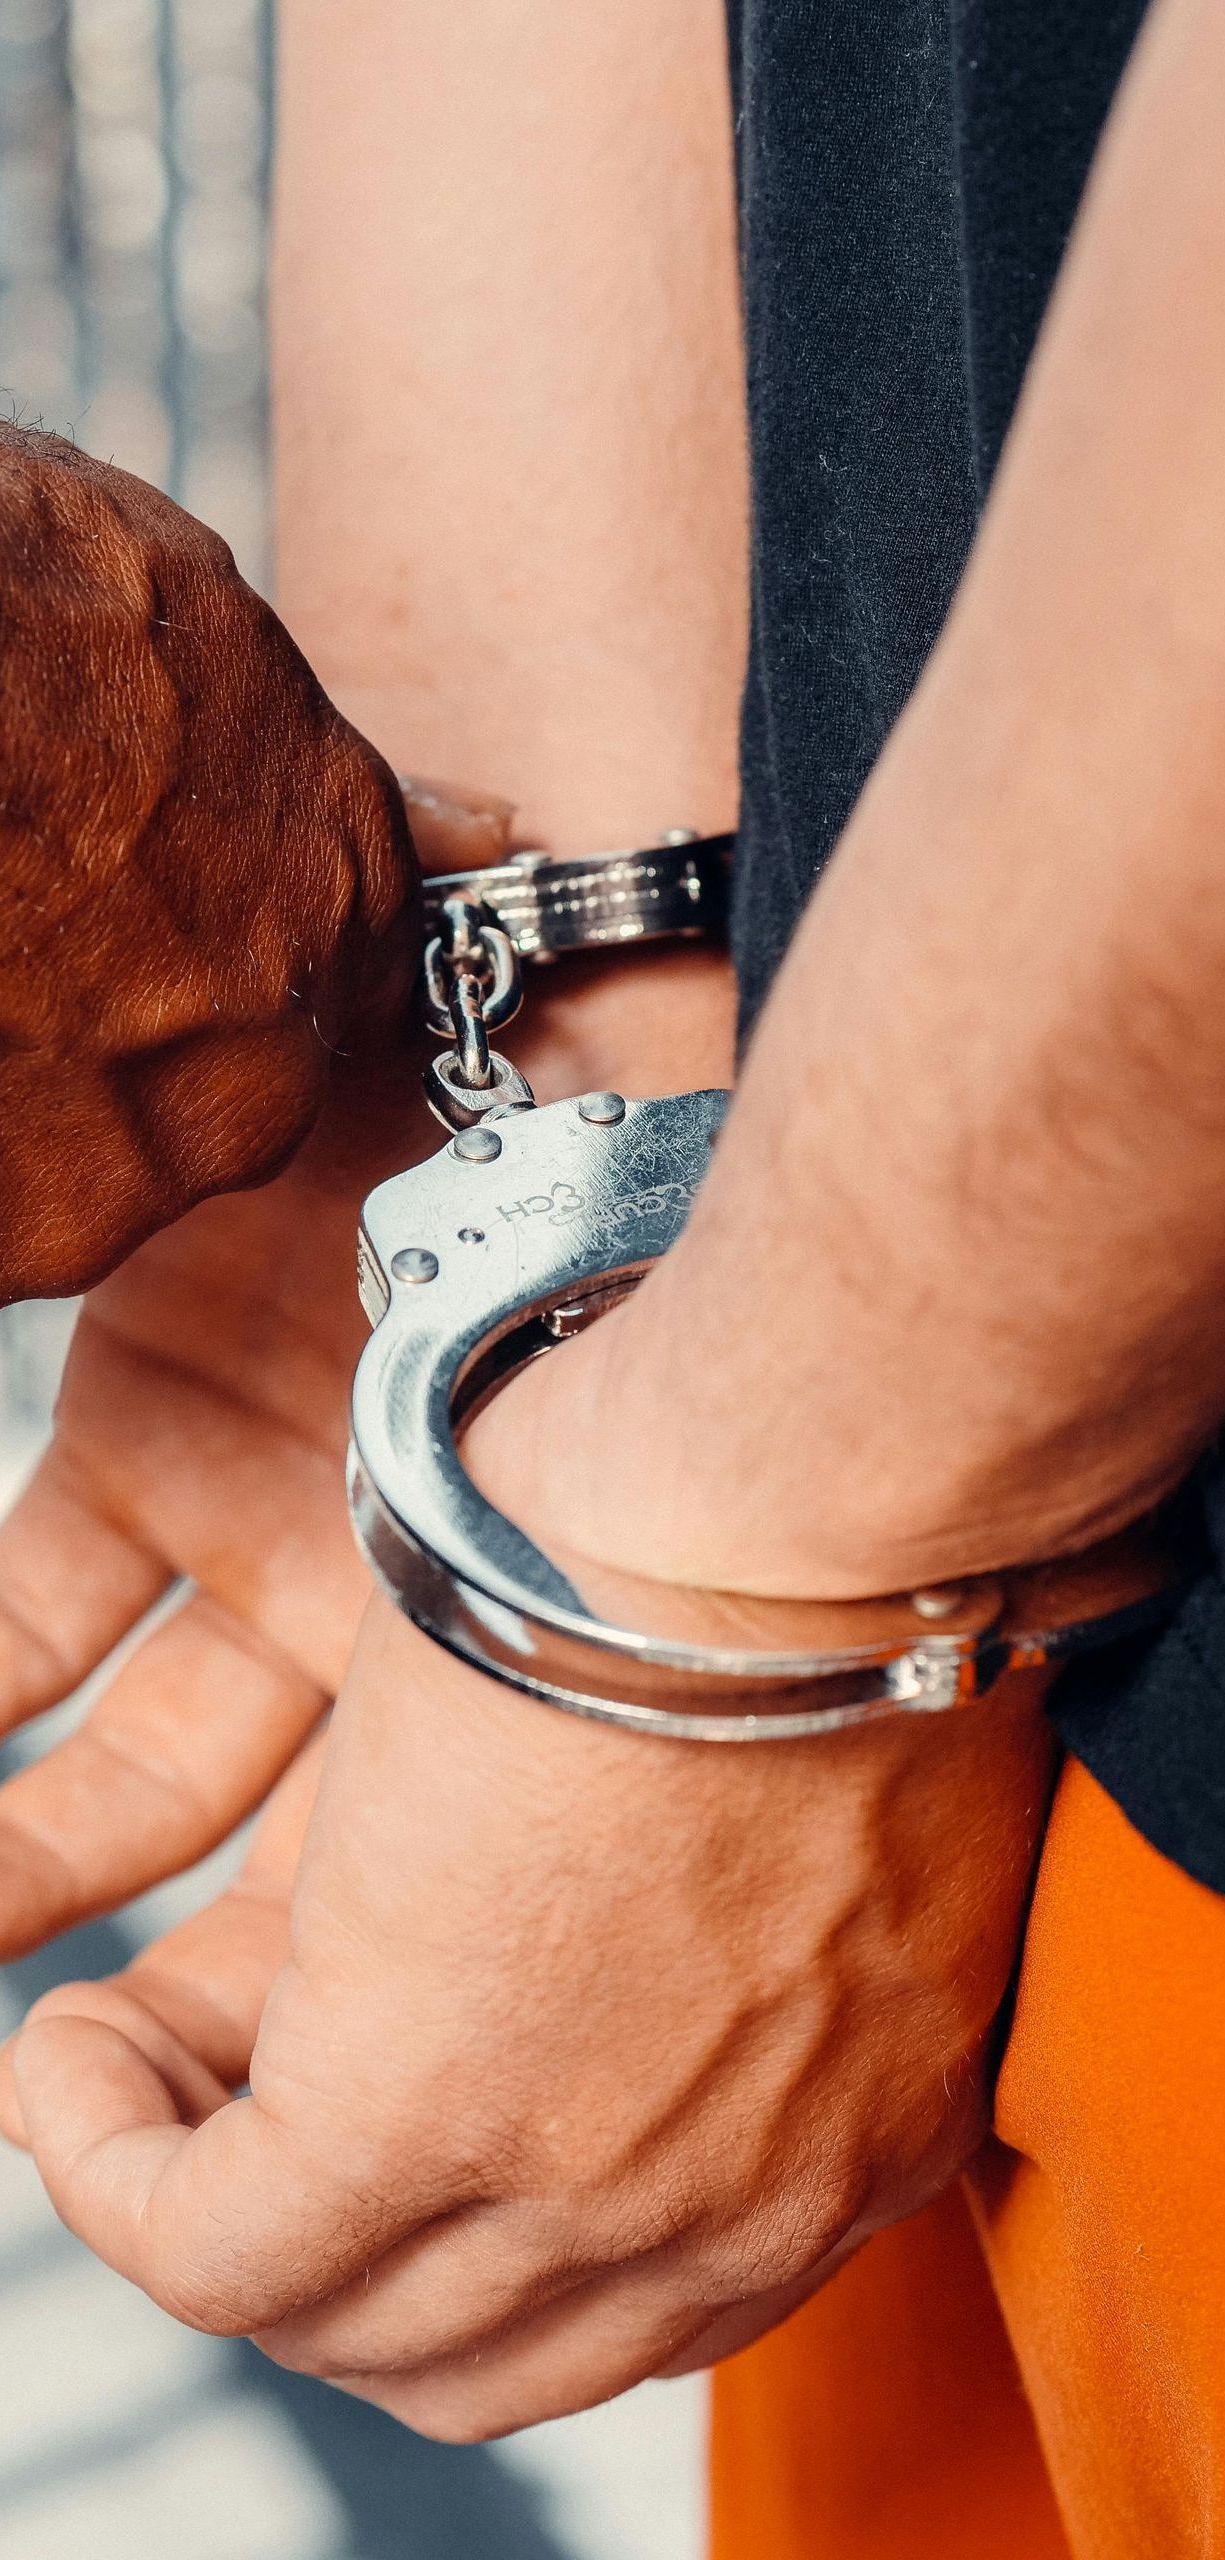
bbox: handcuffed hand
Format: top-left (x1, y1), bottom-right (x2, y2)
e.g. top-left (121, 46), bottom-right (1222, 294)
top-left (0, 424), bottom-right (416, 1299)
top-left (1, 1565), bottom-right (1053, 2441)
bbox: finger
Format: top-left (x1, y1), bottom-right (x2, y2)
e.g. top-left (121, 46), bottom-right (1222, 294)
top-left (13, 2012), bottom-right (223, 2313)
top-left (62, 1300), bottom-right (370, 1699)
top-left (309, 2249), bottom-right (734, 2445)
top-left (256, 2192), bottom-right (825, 2427)
top-left (0, 1592), bottom-right (325, 1958)
top-left (650, 2268), bottom-right (837, 2377)
top-left (14, 1967), bottom-right (460, 2333)
top-left (330, 2220), bottom-right (848, 2442)
top-left (124, 1728), bottom-right (321, 2059)
top-left (397, 776), bottom-right (516, 876)
top-left (258, 2200), bottom-right (596, 2382)
top-left (255, 2175), bottom-right (846, 2438)
top-left (0, 1736), bottom-right (321, 2145)
top-left (15, 2017), bottom-right (415, 2333)
top-left (0, 1441), bottom-right (169, 1739)
top-left (56, 1303), bottom-right (368, 1697)
top-left (16, 1985), bottom-right (671, 2406)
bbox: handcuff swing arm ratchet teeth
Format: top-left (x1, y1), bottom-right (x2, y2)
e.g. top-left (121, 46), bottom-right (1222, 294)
top-left (348, 829), bottom-right (1182, 1742)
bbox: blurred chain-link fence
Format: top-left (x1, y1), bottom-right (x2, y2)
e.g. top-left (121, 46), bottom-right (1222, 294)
top-left (0, 0), bottom-right (272, 583)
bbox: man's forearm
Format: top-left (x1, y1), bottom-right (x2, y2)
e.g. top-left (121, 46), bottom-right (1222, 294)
top-left (271, 0), bottom-right (746, 852)
top-left (477, 0), bottom-right (1225, 1599)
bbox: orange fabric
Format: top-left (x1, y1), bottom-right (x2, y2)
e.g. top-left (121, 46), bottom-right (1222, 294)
top-left (709, 2183), bottom-right (1070, 2559)
top-left (710, 1757), bottom-right (1225, 2560)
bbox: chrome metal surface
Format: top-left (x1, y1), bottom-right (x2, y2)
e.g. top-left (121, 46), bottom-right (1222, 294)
top-left (349, 1092), bottom-right (1182, 1740)
top-left (417, 835), bottom-right (726, 1136)
top-left (390, 1248), bottom-right (439, 1286)
top-left (449, 978), bottom-right (493, 1089)
top-left (424, 896), bottom-right (524, 1040)
top-left (577, 1091), bottom-right (628, 1127)
top-left (423, 1049), bottom-right (536, 1131)
top-left (452, 1126), bottom-right (504, 1164)
top-left (420, 833), bottom-right (732, 963)
top-left (422, 890), bottom-right (530, 1129)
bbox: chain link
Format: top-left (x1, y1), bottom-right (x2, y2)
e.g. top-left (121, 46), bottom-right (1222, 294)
top-left (422, 894), bottom-right (533, 1132)
top-left (416, 834), bottom-right (733, 1133)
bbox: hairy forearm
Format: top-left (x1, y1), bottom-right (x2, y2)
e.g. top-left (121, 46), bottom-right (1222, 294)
top-left (271, 0), bottom-right (746, 850)
top-left (480, 0), bottom-right (1225, 1598)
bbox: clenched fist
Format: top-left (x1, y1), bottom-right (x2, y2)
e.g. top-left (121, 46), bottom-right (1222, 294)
top-left (0, 424), bottom-right (417, 1299)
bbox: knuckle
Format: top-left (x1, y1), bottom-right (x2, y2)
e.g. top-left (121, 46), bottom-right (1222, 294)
top-left (154, 2266), bottom-right (254, 2338)
top-left (273, 2301), bottom-right (492, 2386)
top-left (252, 2326), bottom-right (326, 2380)
top-left (390, 2380), bottom-right (512, 2447)
top-left (20, 1982), bottom-right (134, 2043)
top-left (131, 1021), bottom-right (323, 1201)
top-left (717, 2174), bottom-right (859, 2297)
top-left (21, 1985), bottom-right (90, 2033)
top-left (712, 2222), bottom-right (794, 2297)
top-left (423, 2405), bottom-right (502, 2449)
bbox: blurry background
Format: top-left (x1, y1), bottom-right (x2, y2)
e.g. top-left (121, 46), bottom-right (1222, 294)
top-left (0, 2), bottom-right (705, 2550)
top-left (0, 0), bottom-right (271, 581)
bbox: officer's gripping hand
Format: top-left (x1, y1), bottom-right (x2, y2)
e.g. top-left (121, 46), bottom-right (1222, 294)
top-left (0, 423), bottom-right (417, 1299)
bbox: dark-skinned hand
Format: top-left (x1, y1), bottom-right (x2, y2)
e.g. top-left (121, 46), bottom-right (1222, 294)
top-left (0, 423), bottom-right (417, 1299)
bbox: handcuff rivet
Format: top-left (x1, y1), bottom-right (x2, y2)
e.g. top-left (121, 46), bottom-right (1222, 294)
top-left (577, 1091), bottom-right (627, 1127)
top-left (458, 1226), bottom-right (485, 1244)
top-left (390, 1247), bottom-right (439, 1285)
top-left (911, 1586), bottom-right (965, 1620)
top-left (452, 1127), bottom-right (503, 1164)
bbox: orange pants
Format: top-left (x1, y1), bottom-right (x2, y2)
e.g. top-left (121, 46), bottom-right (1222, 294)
top-left (710, 1757), bottom-right (1225, 2560)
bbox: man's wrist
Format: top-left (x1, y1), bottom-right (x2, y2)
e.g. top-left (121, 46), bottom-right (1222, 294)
top-left (465, 1285), bottom-right (1185, 1617)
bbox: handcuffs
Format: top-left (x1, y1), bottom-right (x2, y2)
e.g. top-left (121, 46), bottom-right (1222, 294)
top-left (348, 828), bottom-right (1181, 1740)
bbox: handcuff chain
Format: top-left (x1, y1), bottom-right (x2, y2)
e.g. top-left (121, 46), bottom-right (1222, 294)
top-left (422, 894), bottom-right (534, 1131)
top-left (417, 833), bottom-right (731, 1133)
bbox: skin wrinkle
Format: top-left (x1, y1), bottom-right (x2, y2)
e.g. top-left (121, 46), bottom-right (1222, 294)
top-left (1, 1725), bottom-right (221, 1890)
top-left (0, 1816), bottom-right (77, 1919)
top-left (108, 1023), bottom-right (321, 1219)
top-left (13, 1442), bottom-right (166, 1610)
top-left (82, 1972), bottom-right (252, 2088)
top-left (68, 1690), bottom-right (265, 1835)
top-left (0, 1596), bottom-right (85, 1708)
top-left (267, 2212), bottom-right (750, 2389)
top-left (0, 1469), bottom-right (142, 1703)
top-left (0, 1001), bottom-right (456, 1927)
top-left (0, 1597), bottom-right (1053, 2416)
top-left (88, 1219), bottom-right (350, 1414)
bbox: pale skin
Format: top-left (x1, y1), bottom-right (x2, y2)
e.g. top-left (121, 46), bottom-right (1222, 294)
top-left (2, 0), bottom-right (1224, 2444)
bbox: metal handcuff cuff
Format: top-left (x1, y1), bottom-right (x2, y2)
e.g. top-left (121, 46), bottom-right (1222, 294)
top-left (348, 830), bottom-right (1180, 1741)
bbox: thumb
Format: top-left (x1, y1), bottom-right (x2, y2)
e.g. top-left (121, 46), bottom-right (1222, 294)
top-left (398, 772), bottom-right (518, 875)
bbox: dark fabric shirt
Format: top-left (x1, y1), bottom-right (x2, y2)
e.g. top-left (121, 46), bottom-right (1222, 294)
top-left (725, 0), bottom-right (1225, 1891)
